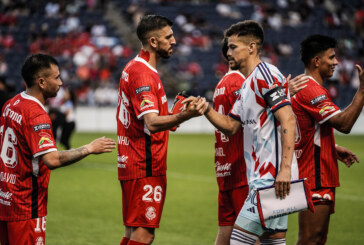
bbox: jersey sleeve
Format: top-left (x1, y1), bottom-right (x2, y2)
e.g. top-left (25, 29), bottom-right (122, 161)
top-left (296, 86), bottom-right (341, 124)
top-left (129, 73), bottom-right (160, 119)
top-left (257, 63), bottom-right (290, 113)
top-left (25, 113), bottom-right (57, 158)
top-left (228, 93), bottom-right (243, 122)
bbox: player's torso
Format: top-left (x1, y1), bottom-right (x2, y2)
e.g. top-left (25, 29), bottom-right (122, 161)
top-left (0, 93), bottom-right (52, 221)
top-left (213, 71), bottom-right (247, 190)
top-left (117, 57), bottom-right (169, 180)
top-left (291, 79), bottom-right (339, 188)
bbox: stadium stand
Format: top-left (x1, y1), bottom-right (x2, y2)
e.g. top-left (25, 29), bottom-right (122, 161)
top-left (0, 0), bottom-right (363, 108)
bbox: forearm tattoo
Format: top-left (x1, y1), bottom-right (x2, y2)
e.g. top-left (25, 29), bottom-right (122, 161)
top-left (58, 146), bottom-right (89, 166)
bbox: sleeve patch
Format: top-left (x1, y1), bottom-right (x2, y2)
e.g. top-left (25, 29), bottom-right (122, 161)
top-left (310, 94), bottom-right (327, 105)
top-left (33, 123), bottom-right (51, 132)
top-left (263, 86), bottom-right (287, 108)
top-left (38, 132), bottom-right (55, 149)
top-left (135, 86), bottom-right (151, 94)
top-left (140, 95), bottom-right (154, 110)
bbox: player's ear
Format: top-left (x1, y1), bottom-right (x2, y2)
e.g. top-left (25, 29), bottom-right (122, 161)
top-left (313, 56), bottom-right (320, 68)
top-left (37, 77), bottom-right (46, 89)
top-left (149, 36), bottom-right (158, 49)
top-left (249, 42), bottom-right (256, 54)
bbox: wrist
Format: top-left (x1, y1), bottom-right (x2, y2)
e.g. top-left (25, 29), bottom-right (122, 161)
top-left (204, 105), bottom-right (211, 115)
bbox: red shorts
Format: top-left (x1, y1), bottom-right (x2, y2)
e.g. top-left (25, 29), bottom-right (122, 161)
top-left (311, 187), bottom-right (336, 214)
top-left (120, 176), bottom-right (167, 228)
top-left (218, 185), bottom-right (249, 226)
top-left (0, 216), bottom-right (47, 245)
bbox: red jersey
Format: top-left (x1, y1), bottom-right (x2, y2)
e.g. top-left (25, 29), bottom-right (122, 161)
top-left (213, 71), bottom-right (247, 191)
top-left (117, 51), bottom-right (169, 180)
top-left (291, 77), bottom-right (341, 189)
top-left (0, 92), bottom-right (57, 221)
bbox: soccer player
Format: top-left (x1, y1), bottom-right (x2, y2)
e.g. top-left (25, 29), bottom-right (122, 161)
top-left (213, 37), bottom-right (248, 245)
top-left (116, 15), bottom-right (207, 245)
top-left (0, 53), bottom-right (116, 245)
top-left (292, 34), bottom-right (363, 245)
top-left (190, 20), bottom-right (299, 245)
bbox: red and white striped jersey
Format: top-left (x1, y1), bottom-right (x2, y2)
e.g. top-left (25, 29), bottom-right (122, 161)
top-left (291, 76), bottom-right (341, 189)
top-left (117, 51), bottom-right (169, 180)
top-left (229, 62), bottom-right (299, 185)
top-left (0, 92), bottom-right (57, 221)
top-left (213, 71), bottom-right (248, 191)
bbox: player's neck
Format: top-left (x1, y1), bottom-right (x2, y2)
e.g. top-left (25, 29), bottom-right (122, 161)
top-left (304, 68), bottom-right (324, 85)
top-left (25, 87), bottom-right (46, 105)
top-left (140, 48), bottom-right (158, 69)
top-left (240, 57), bottom-right (261, 78)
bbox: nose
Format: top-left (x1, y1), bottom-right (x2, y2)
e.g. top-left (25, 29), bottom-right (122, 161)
top-left (171, 36), bottom-right (176, 46)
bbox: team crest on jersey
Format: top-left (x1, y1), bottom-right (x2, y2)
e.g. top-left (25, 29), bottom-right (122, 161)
top-left (140, 95), bottom-right (154, 110)
top-left (145, 206), bottom-right (156, 220)
top-left (38, 132), bottom-right (54, 148)
top-left (35, 236), bottom-right (44, 245)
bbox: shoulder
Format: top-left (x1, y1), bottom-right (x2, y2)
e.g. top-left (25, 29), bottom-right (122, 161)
top-left (255, 62), bottom-right (285, 84)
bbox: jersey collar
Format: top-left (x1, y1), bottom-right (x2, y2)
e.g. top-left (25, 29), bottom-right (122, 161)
top-left (225, 70), bottom-right (246, 79)
top-left (135, 56), bottom-right (158, 74)
top-left (20, 92), bottom-right (47, 112)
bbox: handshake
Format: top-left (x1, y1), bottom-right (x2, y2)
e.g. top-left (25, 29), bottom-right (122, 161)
top-left (169, 92), bottom-right (210, 131)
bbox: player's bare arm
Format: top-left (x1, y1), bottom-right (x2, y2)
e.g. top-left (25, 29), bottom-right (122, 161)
top-left (326, 64), bottom-right (364, 133)
top-left (273, 105), bottom-right (296, 199)
top-left (143, 96), bottom-right (208, 133)
top-left (335, 144), bottom-right (359, 167)
top-left (287, 74), bottom-right (309, 97)
top-left (42, 137), bottom-right (116, 169)
top-left (202, 103), bottom-right (241, 136)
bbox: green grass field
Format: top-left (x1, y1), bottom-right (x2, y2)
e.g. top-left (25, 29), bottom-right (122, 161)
top-left (47, 133), bottom-right (364, 245)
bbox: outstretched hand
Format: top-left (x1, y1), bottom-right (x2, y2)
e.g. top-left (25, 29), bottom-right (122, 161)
top-left (182, 96), bottom-right (209, 117)
top-left (336, 144), bottom-right (359, 167)
top-left (287, 74), bottom-right (309, 97)
top-left (86, 137), bottom-right (116, 154)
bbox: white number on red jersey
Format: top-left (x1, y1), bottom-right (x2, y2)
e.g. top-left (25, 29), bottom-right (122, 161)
top-left (118, 91), bottom-right (131, 129)
top-left (142, 185), bottom-right (162, 203)
top-left (1, 127), bottom-right (18, 168)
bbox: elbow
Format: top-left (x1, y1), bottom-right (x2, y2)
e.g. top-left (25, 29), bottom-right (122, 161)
top-left (337, 126), bottom-right (351, 134)
top-left (43, 158), bottom-right (60, 170)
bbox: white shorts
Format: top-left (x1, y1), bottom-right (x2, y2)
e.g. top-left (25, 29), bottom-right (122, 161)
top-left (235, 179), bottom-right (288, 236)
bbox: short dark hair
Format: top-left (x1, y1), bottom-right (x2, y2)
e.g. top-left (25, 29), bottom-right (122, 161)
top-left (21, 53), bottom-right (59, 88)
top-left (225, 20), bottom-right (264, 52)
top-left (221, 37), bottom-right (228, 61)
top-left (136, 14), bottom-right (173, 45)
top-left (300, 35), bottom-right (337, 67)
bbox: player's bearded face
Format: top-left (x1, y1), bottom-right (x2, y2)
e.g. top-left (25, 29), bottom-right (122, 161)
top-left (155, 26), bottom-right (176, 59)
top-left (42, 64), bottom-right (63, 98)
top-left (227, 36), bottom-right (249, 70)
top-left (318, 48), bottom-right (338, 78)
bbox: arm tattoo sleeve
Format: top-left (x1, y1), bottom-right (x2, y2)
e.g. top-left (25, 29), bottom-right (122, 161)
top-left (58, 146), bottom-right (90, 167)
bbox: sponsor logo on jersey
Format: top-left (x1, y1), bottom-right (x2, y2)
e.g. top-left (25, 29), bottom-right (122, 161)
top-left (0, 188), bottom-right (12, 206)
top-left (117, 136), bottom-right (129, 145)
top-left (35, 236), bottom-right (45, 245)
top-left (33, 124), bottom-right (51, 132)
top-left (234, 89), bottom-right (241, 97)
top-left (135, 86), bottom-right (151, 94)
top-left (0, 172), bottom-right (16, 184)
top-left (13, 100), bottom-right (20, 106)
top-left (215, 147), bottom-right (226, 156)
top-left (215, 161), bottom-right (232, 177)
top-left (319, 105), bottom-right (335, 116)
top-left (38, 133), bottom-right (54, 148)
top-left (241, 119), bottom-right (257, 126)
top-left (213, 87), bottom-right (225, 100)
top-left (118, 155), bottom-right (128, 163)
top-left (310, 94), bottom-right (327, 105)
top-left (140, 95), bottom-right (154, 110)
top-left (145, 206), bottom-right (156, 220)
top-left (270, 88), bottom-right (286, 102)
top-left (122, 71), bottom-right (129, 82)
top-left (2, 104), bottom-right (22, 125)
top-left (161, 95), bottom-right (167, 104)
